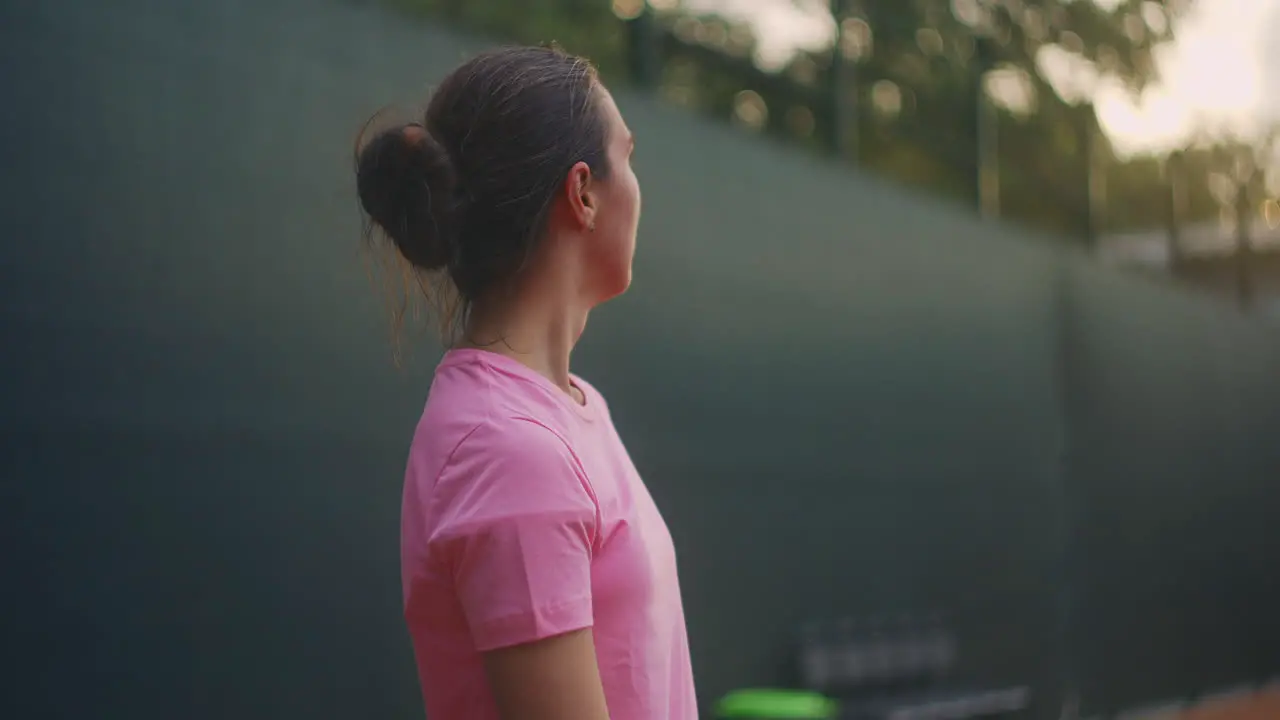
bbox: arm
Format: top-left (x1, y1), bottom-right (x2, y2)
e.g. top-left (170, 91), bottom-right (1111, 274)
top-left (484, 627), bottom-right (610, 720)
top-left (431, 419), bottom-right (608, 718)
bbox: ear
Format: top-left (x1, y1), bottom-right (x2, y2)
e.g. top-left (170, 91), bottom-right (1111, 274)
top-left (561, 161), bottom-right (597, 232)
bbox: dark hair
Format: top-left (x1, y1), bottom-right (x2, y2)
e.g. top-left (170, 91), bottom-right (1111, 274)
top-left (355, 45), bottom-right (611, 346)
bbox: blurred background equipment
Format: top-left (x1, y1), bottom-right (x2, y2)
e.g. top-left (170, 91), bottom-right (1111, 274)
top-left (792, 613), bottom-right (1029, 719)
top-left (3, 1), bottom-right (1280, 719)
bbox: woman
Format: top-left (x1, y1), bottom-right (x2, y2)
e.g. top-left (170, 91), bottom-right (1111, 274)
top-left (355, 46), bottom-right (698, 719)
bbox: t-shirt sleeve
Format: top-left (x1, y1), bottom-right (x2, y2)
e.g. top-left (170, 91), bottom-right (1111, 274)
top-left (429, 419), bottom-right (600, 652)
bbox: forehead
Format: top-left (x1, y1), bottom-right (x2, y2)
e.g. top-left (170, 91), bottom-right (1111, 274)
top-left (594, 86), bottom-right (630, 142)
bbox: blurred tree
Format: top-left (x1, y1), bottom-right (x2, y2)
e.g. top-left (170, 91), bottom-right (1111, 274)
top-left (385, 0), bottom-right (630, 76)
top-left (384, 0), bottom-right (1220, 240)
top-left (826, 0), bottom-right (1191, 237)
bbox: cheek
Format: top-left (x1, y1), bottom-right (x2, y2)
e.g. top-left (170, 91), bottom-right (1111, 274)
top-left (597, 175), bottom-right (638, 287)
top-left (620, 174), bottom-right (640, 253)
top-left (628, 167), bottom-right (642, 220)
top-left (605, 170), bottom-right (640, 234)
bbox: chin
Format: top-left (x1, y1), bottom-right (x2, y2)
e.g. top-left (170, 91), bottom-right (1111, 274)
top-left (596, 267), bottom-right (633, 304)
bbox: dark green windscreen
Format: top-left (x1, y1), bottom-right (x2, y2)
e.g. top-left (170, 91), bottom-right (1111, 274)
top-left (2, 1), bottom-right (1276, 718)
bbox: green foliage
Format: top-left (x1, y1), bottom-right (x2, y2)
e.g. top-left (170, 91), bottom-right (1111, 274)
top-left (385, 0), bottom-right (1227, 239)
top-left (837, 0), bottom-right (1187, 235)
top-left (386, 0), bottom-right (629, 77)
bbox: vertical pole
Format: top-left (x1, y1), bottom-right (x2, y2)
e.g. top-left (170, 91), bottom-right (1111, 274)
top-left (625, 2), bottom-right (660, 91)
top-left (829, 0), bottom-right (859, 162)
top-left (1084, 106), bottom-right (1107, 248)
top-left (1235, 167), bottom-right (1254, 311)
top-left (974, 37), bottom-right (1000, 219)
top-left (1166, 150), bottom-right (1186, 271)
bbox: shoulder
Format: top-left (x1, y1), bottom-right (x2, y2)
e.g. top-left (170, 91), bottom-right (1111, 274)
top-left (433, 415), bottom-right (599, 519)
top-left (416, 354), bottom-right (579, 466)
top-left (455, 415), bottom-right (582, 476)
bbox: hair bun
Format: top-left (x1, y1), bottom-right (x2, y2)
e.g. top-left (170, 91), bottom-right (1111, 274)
top-left (356, 123), bottom-right (461, 271)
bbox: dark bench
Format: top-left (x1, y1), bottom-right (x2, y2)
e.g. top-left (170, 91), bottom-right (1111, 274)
top-left (795, 614), bottom-right (1030, 720)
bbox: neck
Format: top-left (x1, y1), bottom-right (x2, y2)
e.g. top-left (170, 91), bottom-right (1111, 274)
top-left (461, 275), bottom-right (590, 396)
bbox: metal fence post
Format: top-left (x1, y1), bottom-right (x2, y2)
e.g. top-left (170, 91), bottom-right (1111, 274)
top-left (1235, 159), bottom-right (1255, 311)
top-left (624, 3), bottom-right (661, 91)
top-left (974, 37), bottom-right (1000, 220)
top-left (829, 0), bottom-right (860, 162)
top-left (1080, 104), bottom-right (1106, 247)
top-left (1166, 150), bottom-right (1186, 270)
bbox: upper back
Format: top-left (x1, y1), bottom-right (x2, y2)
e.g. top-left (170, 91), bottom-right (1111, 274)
top-left (398, 348), bottom-right (696, 719)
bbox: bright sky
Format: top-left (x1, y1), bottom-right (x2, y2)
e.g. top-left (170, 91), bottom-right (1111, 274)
top-left (1094, 0), bottom-right (1277, 156)
top-left (678, 0), bottom-right (1280, 158)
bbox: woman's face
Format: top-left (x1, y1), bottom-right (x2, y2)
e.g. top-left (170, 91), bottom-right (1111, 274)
top-left (585, 85), bottom-right (641, 302)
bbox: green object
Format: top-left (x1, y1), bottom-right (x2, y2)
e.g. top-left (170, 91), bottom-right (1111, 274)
top-left (715, 688), bottom-right (837, 719)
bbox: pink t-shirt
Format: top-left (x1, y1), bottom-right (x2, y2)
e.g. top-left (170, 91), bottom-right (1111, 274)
top-left (401, 348), bottom-right (698, 719)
